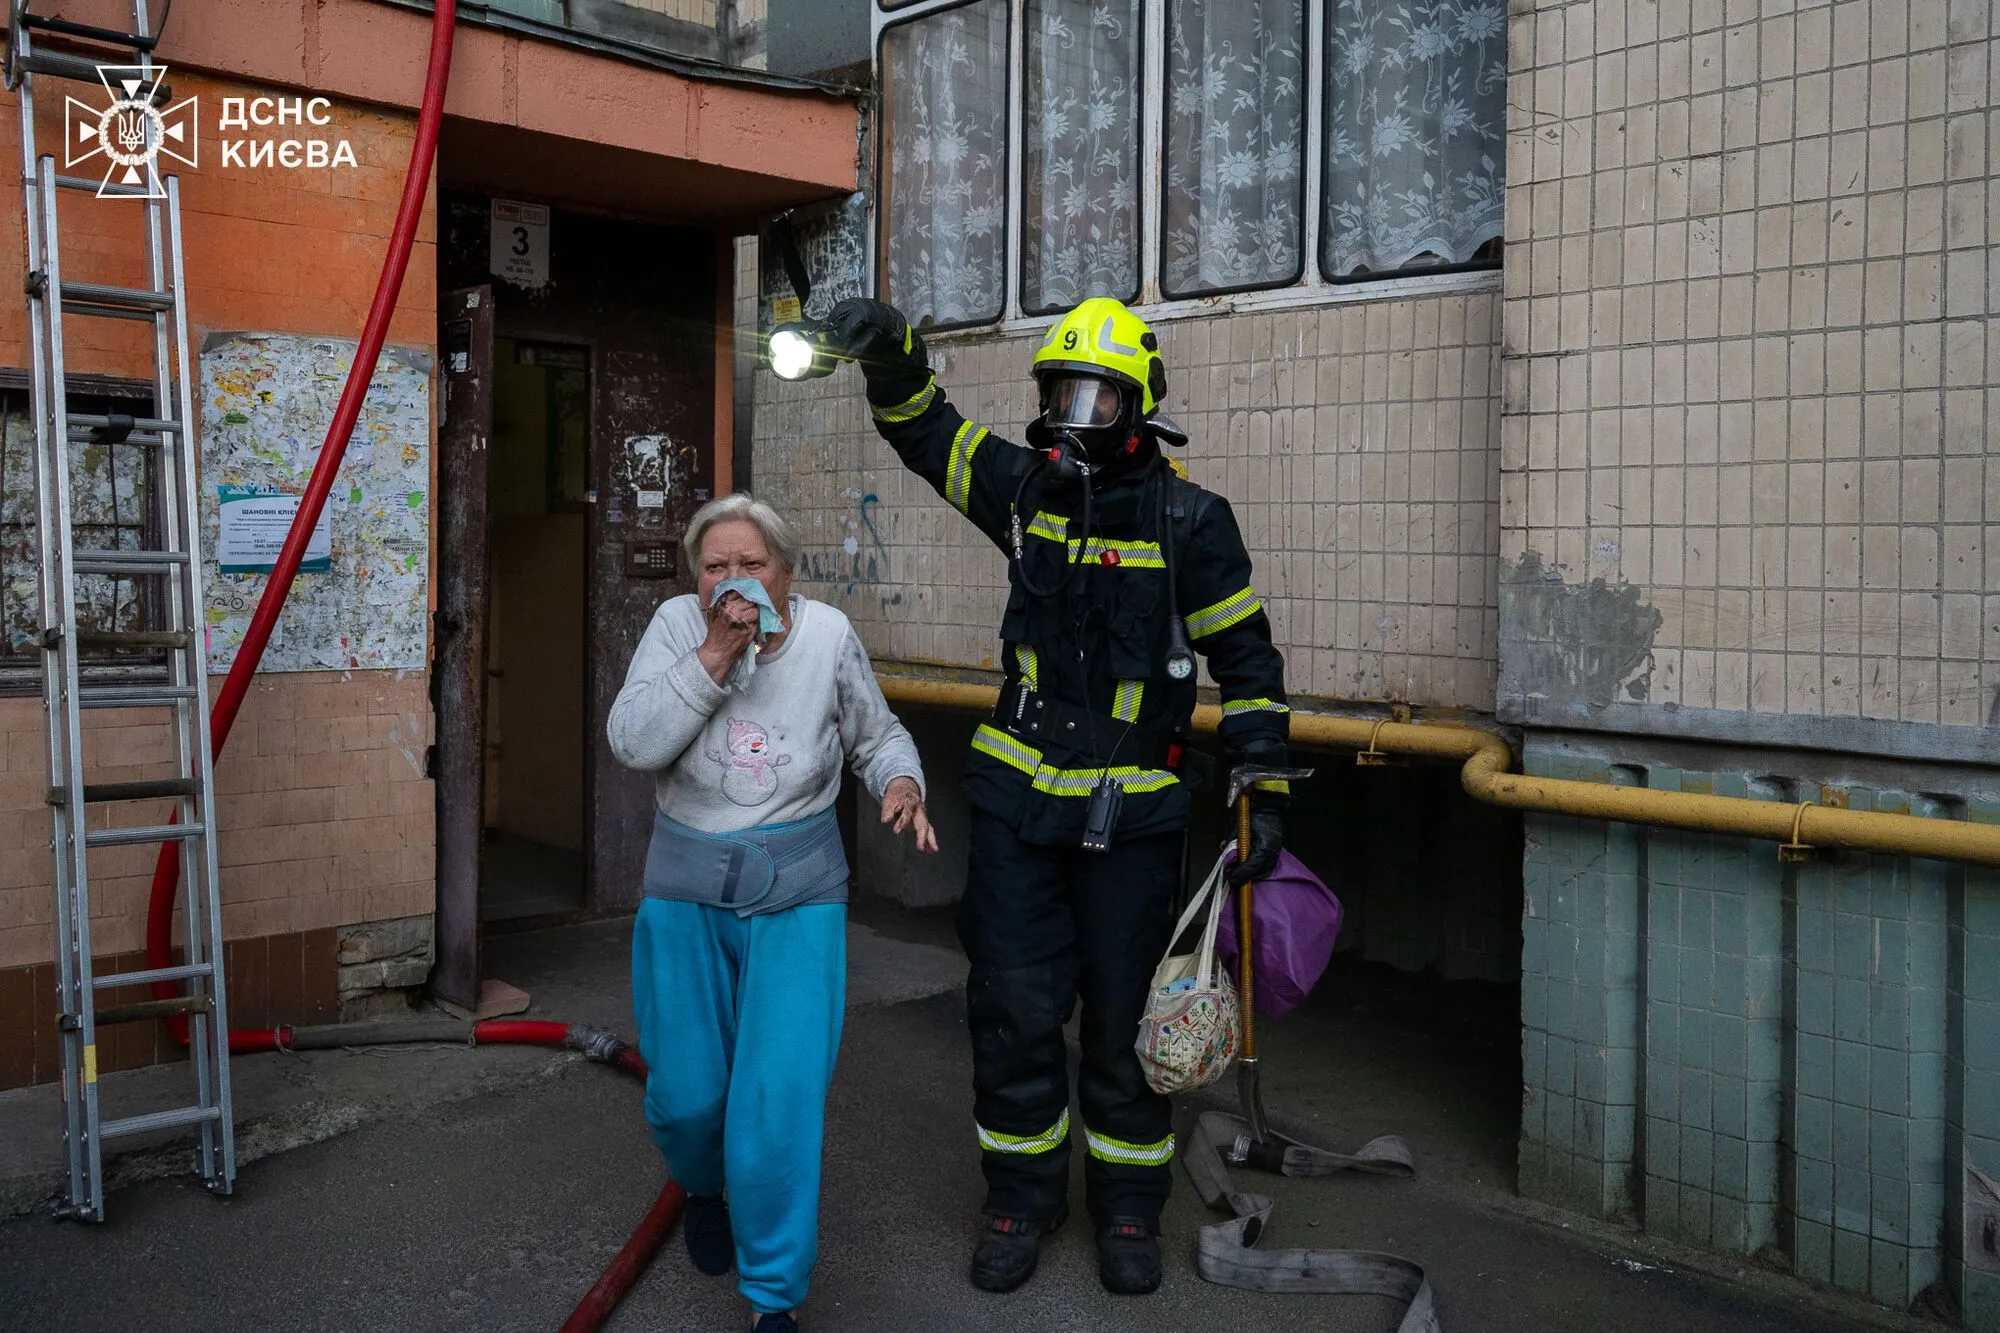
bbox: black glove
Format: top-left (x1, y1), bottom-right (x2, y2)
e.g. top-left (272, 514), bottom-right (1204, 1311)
top-left (825, 298), bottom-right (908, 358)
top-left (1227, 789), bottom-right (1287, 887)
top-left (826, 298), bottom-right (932, 405)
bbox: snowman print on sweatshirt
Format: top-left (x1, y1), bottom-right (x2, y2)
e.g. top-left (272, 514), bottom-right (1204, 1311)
top-left (708, 718), bottom-right (791, 807)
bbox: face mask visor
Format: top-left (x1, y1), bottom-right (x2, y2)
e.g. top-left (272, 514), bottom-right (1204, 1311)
top-left (1042, 375), bottom-right (1125, 430)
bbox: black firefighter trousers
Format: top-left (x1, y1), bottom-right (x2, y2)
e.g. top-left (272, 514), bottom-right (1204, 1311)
top-left (957, 809), bottom-right (1181, 1232)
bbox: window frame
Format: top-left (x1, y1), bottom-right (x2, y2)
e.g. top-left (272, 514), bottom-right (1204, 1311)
top-left (0, 373), bottom-right (168, 698)
top-left (874, 0), bottom-right (1016, 333)
top-left (871, 0), bottom-right (1503, 334)
top-left (1314, 0), bottom-right (1505, 286)
top-left (1017, 0), bottom-right (1148, 317)
top-left (1155, 0), bottom-right (1311, 303)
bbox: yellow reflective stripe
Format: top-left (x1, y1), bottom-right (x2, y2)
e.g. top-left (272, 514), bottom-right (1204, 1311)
top-left (1222, 697), bottom-right (1290, 716)
top-left (1185, 586), bottom-right (1262, 640)
top-left (1072, 537), bottom-right (1165, 568)
top-left (1015, 644), bottom-right (1040, 691)
top-left (1084, 1127), bottom-right (1175, 1167)
top-left (971, 724), bottom-right (1178, 796)
top-left (978, 1109), bottom-right (1070, 1155)
top-left (1112, 680), bottom-right (1144, 723)
top-left (871, 377), bottom-right (937, 423)
top-left (972, 723), bottom-right (1040, 774)
top-left (1252, 780), bottom-right (1292, 795)
top-left (1030, 767), bottom-right (1178, 796)
top-left (1026, 512), bottom-right (1068, 543)
top-left (945, 422), bottom-right (988, 515)
top-left (1021, 518), bottom-right (1165, 569)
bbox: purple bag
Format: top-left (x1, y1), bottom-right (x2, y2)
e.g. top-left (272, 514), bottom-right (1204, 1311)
top-left (1215, 848), bottom-right (1343, 1019)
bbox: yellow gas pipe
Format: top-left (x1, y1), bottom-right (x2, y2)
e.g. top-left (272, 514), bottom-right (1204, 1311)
top-left (873, 673), bottom-right (2000, 870)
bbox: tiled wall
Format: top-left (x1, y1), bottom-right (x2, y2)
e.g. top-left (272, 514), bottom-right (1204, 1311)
top-left (754, 287), bottom-right (1506, 712)
top-left (1499, 0), bottom-right (2000, 748)
top-left (1518, 736), bottom-right (2000, 1323)
top-left (0, 672), bottom-right (435, 972)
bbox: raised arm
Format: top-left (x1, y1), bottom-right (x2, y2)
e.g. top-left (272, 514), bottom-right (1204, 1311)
top-left (828, 298), bottom-right (1038, 551)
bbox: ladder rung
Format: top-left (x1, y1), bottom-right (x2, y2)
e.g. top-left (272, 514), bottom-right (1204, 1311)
top-left (84, 822), bottom-right (203, 849)
top-left (75, 629), bottom-right (192, 651)
top-left (100, 1105), bottom-right (222, 1141)
top-left (90, 995), bottom-right (211, 1027)
top-left (70, 428), bottom-right (170, 447)
top-left (72, 549), bottom-right (189, 574)
top-left (94, 962), bottom-right (213, 991)
top-left (20, 11), bottom-right (163, 51)
top-left (79, 684), bottom-right (199, 708)
top-left (69, 412), bottom-right (181, 436)
top-left (12, 49), bottom-right (172, 101)
top-left (57, 281), bottom-right (175, 314)
top-left (59, 777), bottom-right (202, 804)
top-left (52, 173), bottom-right (156, 200)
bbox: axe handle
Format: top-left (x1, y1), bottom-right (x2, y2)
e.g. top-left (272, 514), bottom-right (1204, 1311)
top-left (1236, 794), bottom-right (1256, 1062)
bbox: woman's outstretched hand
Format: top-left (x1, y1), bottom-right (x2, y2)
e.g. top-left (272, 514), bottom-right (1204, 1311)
top-left (880, 776), bottom-right (939, 855)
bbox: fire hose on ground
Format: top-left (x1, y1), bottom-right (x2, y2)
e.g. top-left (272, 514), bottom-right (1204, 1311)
top-left (120, 2), bottom-right (684, 1326)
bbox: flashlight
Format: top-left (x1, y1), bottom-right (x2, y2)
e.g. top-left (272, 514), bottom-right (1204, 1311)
top-left (768, 321), bottom-right (844, 382)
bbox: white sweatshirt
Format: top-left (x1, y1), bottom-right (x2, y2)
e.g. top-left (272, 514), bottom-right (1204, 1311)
top-left (607, 593), bottom-right (926, 834)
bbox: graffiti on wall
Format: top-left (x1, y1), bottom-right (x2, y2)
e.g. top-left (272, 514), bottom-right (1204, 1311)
top-left (199, 333), bottom-right (432, 672)
top-left (799, 491), bottom-right (897, 597)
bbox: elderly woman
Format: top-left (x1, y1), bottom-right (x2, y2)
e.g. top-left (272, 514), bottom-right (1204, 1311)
top-left (608, 493), bottom-right (936, 1333)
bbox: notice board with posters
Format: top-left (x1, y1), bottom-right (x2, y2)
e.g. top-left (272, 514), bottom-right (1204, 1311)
top-left (198, 332), bottom-right (432, 673)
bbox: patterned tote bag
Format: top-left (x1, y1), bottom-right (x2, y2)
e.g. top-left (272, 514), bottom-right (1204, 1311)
top-left (1136, 852), bottom-right (1242, 1096)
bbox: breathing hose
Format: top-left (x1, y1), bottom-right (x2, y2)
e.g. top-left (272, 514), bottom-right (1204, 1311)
top-left (120, 2), bottom-right (682, 1326)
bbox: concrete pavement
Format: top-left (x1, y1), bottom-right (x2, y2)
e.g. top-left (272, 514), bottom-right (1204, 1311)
top-left (0, 902), bottom-right (1934, 1332)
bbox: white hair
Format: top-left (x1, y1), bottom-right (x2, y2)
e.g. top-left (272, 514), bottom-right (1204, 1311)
top-left (683, 492), bottom-right (799, 572)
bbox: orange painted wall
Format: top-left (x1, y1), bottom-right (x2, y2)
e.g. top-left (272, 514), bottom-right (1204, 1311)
top-left (0, 74), bottom-right (436, 974)
top-left (0, 70), bottom-right (436, 379)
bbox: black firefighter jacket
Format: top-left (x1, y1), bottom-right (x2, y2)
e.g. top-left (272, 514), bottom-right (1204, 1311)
top-left (862, 373), bottom-right (1291, 850)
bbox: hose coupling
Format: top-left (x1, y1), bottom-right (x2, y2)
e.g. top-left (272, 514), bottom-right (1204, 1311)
top-left (566, 1024), bottom-right (631, 1065)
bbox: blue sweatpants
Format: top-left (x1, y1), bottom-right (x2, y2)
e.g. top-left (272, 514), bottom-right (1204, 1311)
top-left (631, 898), bottom-right (846, 1314)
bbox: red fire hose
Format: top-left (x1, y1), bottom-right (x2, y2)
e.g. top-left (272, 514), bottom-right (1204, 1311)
top-left (128, 1), bottom-right (681, 1325)
top-left (143, 0), bottom-right (457, 1051)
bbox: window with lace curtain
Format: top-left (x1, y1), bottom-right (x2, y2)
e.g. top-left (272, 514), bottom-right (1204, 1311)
top-left (876, 0), bottom-right (1505, 327)
top-left (878, 0), bottom-right (1011, 329)
top-left (1162, 0), bottom-right (1306, 297)
top-left (1321, 0), bottom-right (1506, 280)
top-left (1020, 0), bottom-right (1143, 314)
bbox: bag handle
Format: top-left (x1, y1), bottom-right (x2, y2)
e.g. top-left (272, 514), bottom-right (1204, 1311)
top-left (1190, 852), bottom-right (1231, 990)
top-left (1164, 852), bottom-right (1229, 954)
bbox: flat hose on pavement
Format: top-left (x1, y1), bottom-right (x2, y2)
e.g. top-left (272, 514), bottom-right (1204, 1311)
top-left (1183, 1110), bottom-right (1440, 1331)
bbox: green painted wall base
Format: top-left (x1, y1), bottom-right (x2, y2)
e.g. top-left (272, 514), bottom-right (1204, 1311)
top-left (1517, 735), bottom-right (2000, 1326)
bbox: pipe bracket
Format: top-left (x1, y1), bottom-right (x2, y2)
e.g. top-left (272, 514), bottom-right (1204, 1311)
top-left (1779, 802), bottom-right (1836, 863)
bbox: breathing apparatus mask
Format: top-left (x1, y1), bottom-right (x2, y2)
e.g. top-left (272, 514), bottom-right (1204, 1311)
top-left (1030, 372), bottom-right (1142, 483)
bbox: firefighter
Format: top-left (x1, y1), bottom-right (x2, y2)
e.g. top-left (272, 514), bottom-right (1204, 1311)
top-left (824, 296), bottom-right (1292, 1296)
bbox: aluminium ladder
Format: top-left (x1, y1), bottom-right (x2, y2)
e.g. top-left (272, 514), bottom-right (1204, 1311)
top-left (6, 0), bottom-right (234, 1219)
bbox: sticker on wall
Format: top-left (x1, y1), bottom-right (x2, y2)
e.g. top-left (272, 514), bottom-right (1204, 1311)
top-left (490, 198), bottom-right (551, 290)
top-left (636, 490), bottom-right (665, 510)
top-left (216, 487), bottom-right (333, 574)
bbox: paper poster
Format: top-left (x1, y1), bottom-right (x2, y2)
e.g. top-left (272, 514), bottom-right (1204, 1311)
top-left (216, 487), bottom-right (333, 574)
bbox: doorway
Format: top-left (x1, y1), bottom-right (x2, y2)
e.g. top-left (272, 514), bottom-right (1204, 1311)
top-left (480, 338), bottom-right (590, 924)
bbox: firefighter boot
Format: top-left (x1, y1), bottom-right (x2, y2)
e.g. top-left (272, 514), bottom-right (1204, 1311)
top-left (1097, 1219), bottom-right (1162, 1295)
top-left (970, 1205), bottom-right (1068, 1292)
